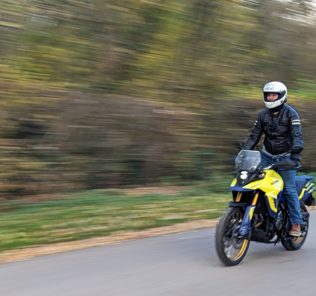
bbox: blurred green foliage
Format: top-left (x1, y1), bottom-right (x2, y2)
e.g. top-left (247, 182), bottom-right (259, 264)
top-left (0, 187), bottom-right (230, 251)
top-left (1, 0), bottom-right (316, 197)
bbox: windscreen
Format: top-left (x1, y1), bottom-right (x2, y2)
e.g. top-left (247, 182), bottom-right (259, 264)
top-left (235, 150), bottom-right (261, 172)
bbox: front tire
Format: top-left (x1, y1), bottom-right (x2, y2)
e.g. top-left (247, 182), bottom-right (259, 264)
top-left (215, 207), bottom-right (250, 266)
top-left (281, 203), bottom-right (309, 251)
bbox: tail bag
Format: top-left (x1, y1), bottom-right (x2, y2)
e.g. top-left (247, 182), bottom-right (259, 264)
top-left (296, 176), bottom-right (315, 206)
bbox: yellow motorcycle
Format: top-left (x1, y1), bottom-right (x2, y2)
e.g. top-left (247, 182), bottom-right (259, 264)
top-left (215, 150), bottom-right (314, 266)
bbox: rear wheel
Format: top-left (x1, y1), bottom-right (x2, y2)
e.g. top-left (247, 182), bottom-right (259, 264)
top-left (215, 207), bottom-right (250, 266)
top-left (281, 203), bottom-right (309, 251)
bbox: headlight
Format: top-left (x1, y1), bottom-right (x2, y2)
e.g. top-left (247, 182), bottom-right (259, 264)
top-left (240, 171), bottom-right (248, 180)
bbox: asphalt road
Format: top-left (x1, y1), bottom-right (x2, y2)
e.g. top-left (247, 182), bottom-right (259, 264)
top-left (1, 211), bottom-right (316, 296)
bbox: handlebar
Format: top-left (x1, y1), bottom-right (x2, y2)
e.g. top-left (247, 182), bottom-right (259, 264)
top-left (261, 159), bottom-right (302, 171)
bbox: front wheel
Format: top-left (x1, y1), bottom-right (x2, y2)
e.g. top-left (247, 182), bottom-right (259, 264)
top-left (215, 207), bottom-right (250, 266)
top-left (281, 203), bottom-right (309, 251)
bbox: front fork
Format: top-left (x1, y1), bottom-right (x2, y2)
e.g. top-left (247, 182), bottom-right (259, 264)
top-left (238, 192), bottom-right (259, 237)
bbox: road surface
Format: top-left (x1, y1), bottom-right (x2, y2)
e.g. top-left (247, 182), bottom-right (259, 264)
top-left (1, 212), bottom-right (316, 296)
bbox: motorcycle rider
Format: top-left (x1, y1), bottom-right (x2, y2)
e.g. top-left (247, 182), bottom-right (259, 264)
top-left (242, 81), bottom-right (304, 237)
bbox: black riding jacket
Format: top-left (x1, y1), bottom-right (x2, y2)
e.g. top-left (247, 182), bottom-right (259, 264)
top-left (242, 104), bottom-right (304, 159)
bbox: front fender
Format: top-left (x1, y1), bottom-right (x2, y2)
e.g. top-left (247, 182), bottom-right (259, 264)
top-left (229, 202), bottom-right (248, 209)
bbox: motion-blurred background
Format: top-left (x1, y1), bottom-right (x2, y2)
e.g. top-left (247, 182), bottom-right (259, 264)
top-left (1, 0), bottom-right (316, 198)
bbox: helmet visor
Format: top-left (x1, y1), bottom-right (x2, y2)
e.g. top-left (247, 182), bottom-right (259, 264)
top-left (264, 92), bottom-right (280, 102)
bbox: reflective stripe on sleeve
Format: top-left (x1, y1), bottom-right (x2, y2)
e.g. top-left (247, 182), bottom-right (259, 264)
top-left (292, 119), bottom-right (301, 125)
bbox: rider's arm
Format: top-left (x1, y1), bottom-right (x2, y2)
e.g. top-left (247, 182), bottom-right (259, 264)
top-left (241, 112), bottom-right (263, 150)
top-left (289, 109), bottom-right (304, 159)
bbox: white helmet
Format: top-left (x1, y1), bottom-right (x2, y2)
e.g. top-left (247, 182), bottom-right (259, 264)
top-left (262, 81), bottom-right (287, 109)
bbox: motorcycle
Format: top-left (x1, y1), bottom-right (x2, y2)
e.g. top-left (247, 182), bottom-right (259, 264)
top-left (215, 150), bottom-right (315, 266)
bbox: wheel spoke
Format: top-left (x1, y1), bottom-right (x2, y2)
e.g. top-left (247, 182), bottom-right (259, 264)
top-left (226, 244), bottom-right (236, 258)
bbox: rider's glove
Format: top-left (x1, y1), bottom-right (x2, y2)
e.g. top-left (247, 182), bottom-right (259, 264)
top-left (290, 153), bottom-right (301, 161)
top-left (290, 146), bottom-right (302, 161)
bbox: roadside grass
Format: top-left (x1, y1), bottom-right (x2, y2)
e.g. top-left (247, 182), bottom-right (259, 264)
top-left (0, 185), bottom-right (231, 252)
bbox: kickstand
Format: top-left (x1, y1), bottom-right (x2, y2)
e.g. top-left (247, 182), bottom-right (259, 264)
top-left (273, 237), bottom-right (280, 246)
